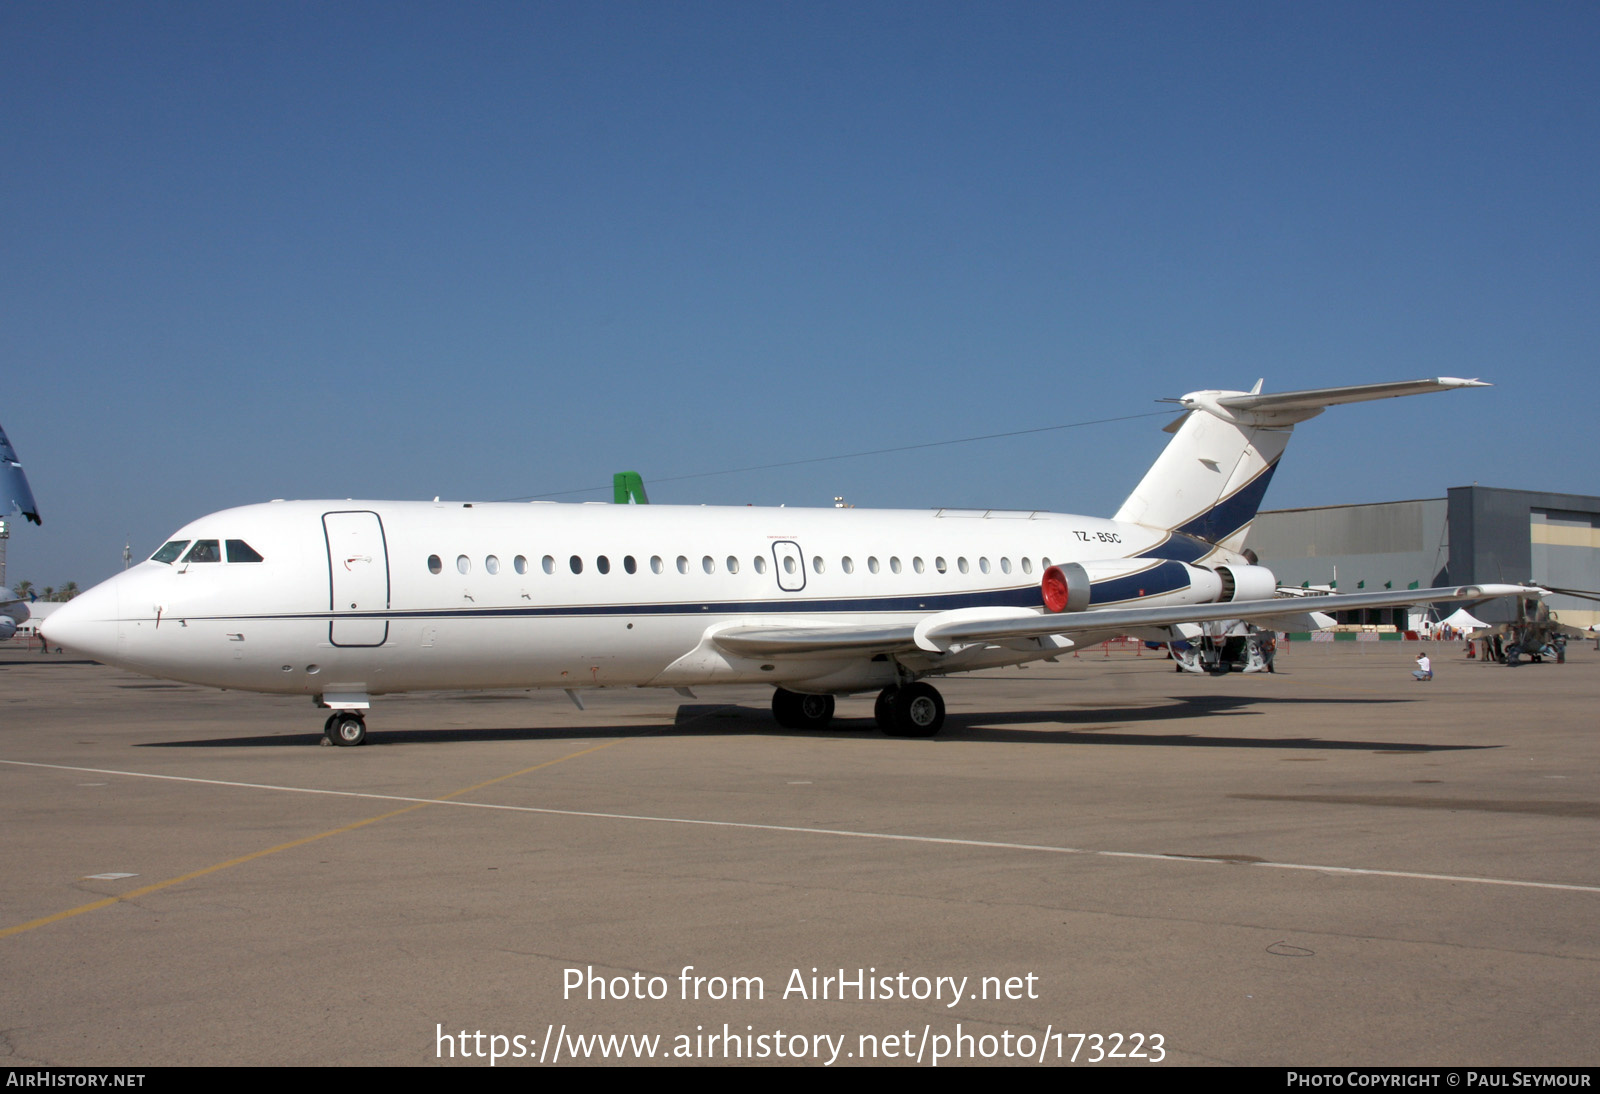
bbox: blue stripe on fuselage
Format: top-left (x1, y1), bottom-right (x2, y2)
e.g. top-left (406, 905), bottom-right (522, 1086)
top-left (1130, 532), bottom-right (1214, 564)
top-left (1086, 560), bottom-right (1194, 606)
top-left (163, 583), bottom-right (1052, 626)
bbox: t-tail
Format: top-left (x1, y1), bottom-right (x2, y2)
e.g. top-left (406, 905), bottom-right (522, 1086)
top-left (1113, 377), bottom-right (1489, 553)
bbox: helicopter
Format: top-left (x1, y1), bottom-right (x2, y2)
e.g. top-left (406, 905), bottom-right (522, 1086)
top-left (1473, 586), bottom-right (1600, 665)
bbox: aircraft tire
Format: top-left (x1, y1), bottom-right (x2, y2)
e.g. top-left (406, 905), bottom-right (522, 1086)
top-left (325, 712), bottom-right (368, 747)
top-left (885, 682), bottom-right (944, 738)
top-left (772, 688), bottom-right (834, 729)
top-left (874, 688), bottom-right (897, 727)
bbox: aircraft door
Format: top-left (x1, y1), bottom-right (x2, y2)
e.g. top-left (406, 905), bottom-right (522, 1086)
top-left (324, 510), bottom-right (390, 647)
top-left (772, 540), bottom-right (806, 592)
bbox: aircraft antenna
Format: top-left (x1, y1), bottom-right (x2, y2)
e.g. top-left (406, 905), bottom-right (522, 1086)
top-left (501, 409), bottom-right (1172, 502)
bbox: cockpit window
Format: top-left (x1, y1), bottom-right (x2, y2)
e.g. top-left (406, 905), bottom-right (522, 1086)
top-left (226, 540), bottom-right (264, 563)
top-left (151, 540), bottom-right (191, 564)
top-left (182, 540), bottom-right (222, 563)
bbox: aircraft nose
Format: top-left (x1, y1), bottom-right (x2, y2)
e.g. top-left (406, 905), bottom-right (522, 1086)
top-left (40, 578), bottom-right (120, 660)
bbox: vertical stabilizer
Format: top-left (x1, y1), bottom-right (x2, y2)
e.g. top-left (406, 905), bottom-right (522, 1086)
top-left (0, 420), bottom-right (40, 526)
top-left (1112, 377), bottom-right (1489, 552)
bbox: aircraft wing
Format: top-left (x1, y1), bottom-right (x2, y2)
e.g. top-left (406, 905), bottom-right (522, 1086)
top-left (714, 622), bottom-right (921, 658)
top-left (713, 583), bottom-right (1533, 658)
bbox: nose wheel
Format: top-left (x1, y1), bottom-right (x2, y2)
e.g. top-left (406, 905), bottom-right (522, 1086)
top-left (323, 711), bottom-right (368, 747)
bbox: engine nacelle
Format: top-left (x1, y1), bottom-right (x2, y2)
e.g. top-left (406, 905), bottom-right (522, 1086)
top-left (0, 617), bottom-right (16, 642)
top-left (1041, 559), bottom-right (1278, 612)
top-left (1214, 563), bottom-right (1277, 602)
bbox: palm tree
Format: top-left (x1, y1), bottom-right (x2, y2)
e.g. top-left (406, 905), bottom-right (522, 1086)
top-left (58, 581), bottom-right (79, 601)
top-left (12, 580), bottom-right (31, 598)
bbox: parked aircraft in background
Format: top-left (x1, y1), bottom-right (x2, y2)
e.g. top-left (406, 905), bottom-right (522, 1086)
top-left (0, 419), bottom-right (40, 527)
top-left (0, 417), bottom-right (40, 640)
top-left (44, 377), bottom-right (1528, 745)
top-left (0, 587), bottom-right (29, 642)
top-left (1476, 586), bottom-right (1600, 664)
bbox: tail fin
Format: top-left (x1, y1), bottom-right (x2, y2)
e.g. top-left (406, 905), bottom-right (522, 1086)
top-left (1112, 377), bottom-right (1489, 552)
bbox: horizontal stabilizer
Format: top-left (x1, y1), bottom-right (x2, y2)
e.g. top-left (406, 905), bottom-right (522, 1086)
top-left (1212, 377), bottom-right (1489, 416)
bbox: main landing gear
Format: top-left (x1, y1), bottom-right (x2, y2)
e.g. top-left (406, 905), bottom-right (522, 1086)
top-left (874, 682), bottom-right (945, 737)
top-left (772, 683), bottom-right (946, 737)
top-left (771, 688), bottom-right (836, 729)
top-left (323, 711), bottom-right (368, 747)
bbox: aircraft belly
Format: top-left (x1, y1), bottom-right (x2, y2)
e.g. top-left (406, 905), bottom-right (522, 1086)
top-left (390, 613), bottom-right (702, 690)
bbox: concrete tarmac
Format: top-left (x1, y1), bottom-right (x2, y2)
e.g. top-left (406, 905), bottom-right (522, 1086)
top-left (1, 638), bottom-right (1596, 1067)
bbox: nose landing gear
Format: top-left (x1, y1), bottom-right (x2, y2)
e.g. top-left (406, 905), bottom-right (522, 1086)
top-left (323, 711), bottom-right (368, 747)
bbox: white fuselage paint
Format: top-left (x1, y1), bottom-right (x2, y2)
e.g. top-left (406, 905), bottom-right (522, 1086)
top-left (51, 499), bottom-right (1236, 698)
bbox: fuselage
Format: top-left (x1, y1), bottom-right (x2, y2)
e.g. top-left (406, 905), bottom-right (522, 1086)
top-left (45, 498), bottom-right (1240, 698)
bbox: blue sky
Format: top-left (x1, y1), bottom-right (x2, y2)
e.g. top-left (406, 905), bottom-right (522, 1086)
top-left (4, 2), bottom-right (1596, 589)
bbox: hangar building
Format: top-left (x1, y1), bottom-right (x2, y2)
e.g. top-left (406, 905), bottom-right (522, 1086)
top-left (1245, 486), bottom-right (1600, 630)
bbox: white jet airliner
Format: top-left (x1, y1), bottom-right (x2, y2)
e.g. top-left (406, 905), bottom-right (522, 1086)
top-left (44, 378), bottom-right (1525, 746)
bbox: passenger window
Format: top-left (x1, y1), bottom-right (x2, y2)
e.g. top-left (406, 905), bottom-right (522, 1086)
top-left (226, 540), bottom-right (263, 563)
top-left (182, 540), bottom-right (222, 563)
top-left (651, 556), bottom-right (664, 574)
top-left (514, 555), bottom-right (528, 575)
top-left (1041, 557), bottom-right (1051, 569)
top-left (726, 556), bottom-right (739, 574)
top-left (486, 555), bottom-right (500, 575)
top-left (597, 555), bottom-right (610, 574)
top-left (913, 557), bottom-right (925, 574)
top-left (935, 556), bottom-right (947, 574)
top-left (1001, 557), bottom-right (1012, 574)
top-left (842, 557), bottom-right (854, 574)
top-left (1021, 557), bottom-right (1033, 574)
top-left (624, 555), bottom-right (637, 574)
top-left (783, 556), bottom-right (797, 575)
top-left (979, 557), bottom-right (991, 574)
top-left (754, 556), bottom-right (767, 575)
top-left (457, 555), bottom-right (471, 575)
top-left (677, 556), bottom-right (689, 574)
top-left (812, 556), bottom-right (825, 574)
top-left (428, 555), bottom-right (442, 575)
top-left (958, 557), bottom-right (969, 574)
top-left (890, 557), bottom-right (902, 574)
top-left (702, 556), bottom-right (715, 574)
top-left (569, 555), bottom-right (583, 574)
top-left (868, 556), bottom-right (880, 574)
top-left (542, 555), bottom-right (555, 575)
top-left (151, 540), bottom-right (190, 564)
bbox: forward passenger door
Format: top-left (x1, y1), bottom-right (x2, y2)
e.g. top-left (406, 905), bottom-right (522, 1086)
top-left (323, 510), bottom-right (390, 646)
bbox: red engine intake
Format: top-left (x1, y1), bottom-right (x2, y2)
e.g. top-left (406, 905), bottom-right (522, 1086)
top-left (1040, 563), bottom-right (1092, 613)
